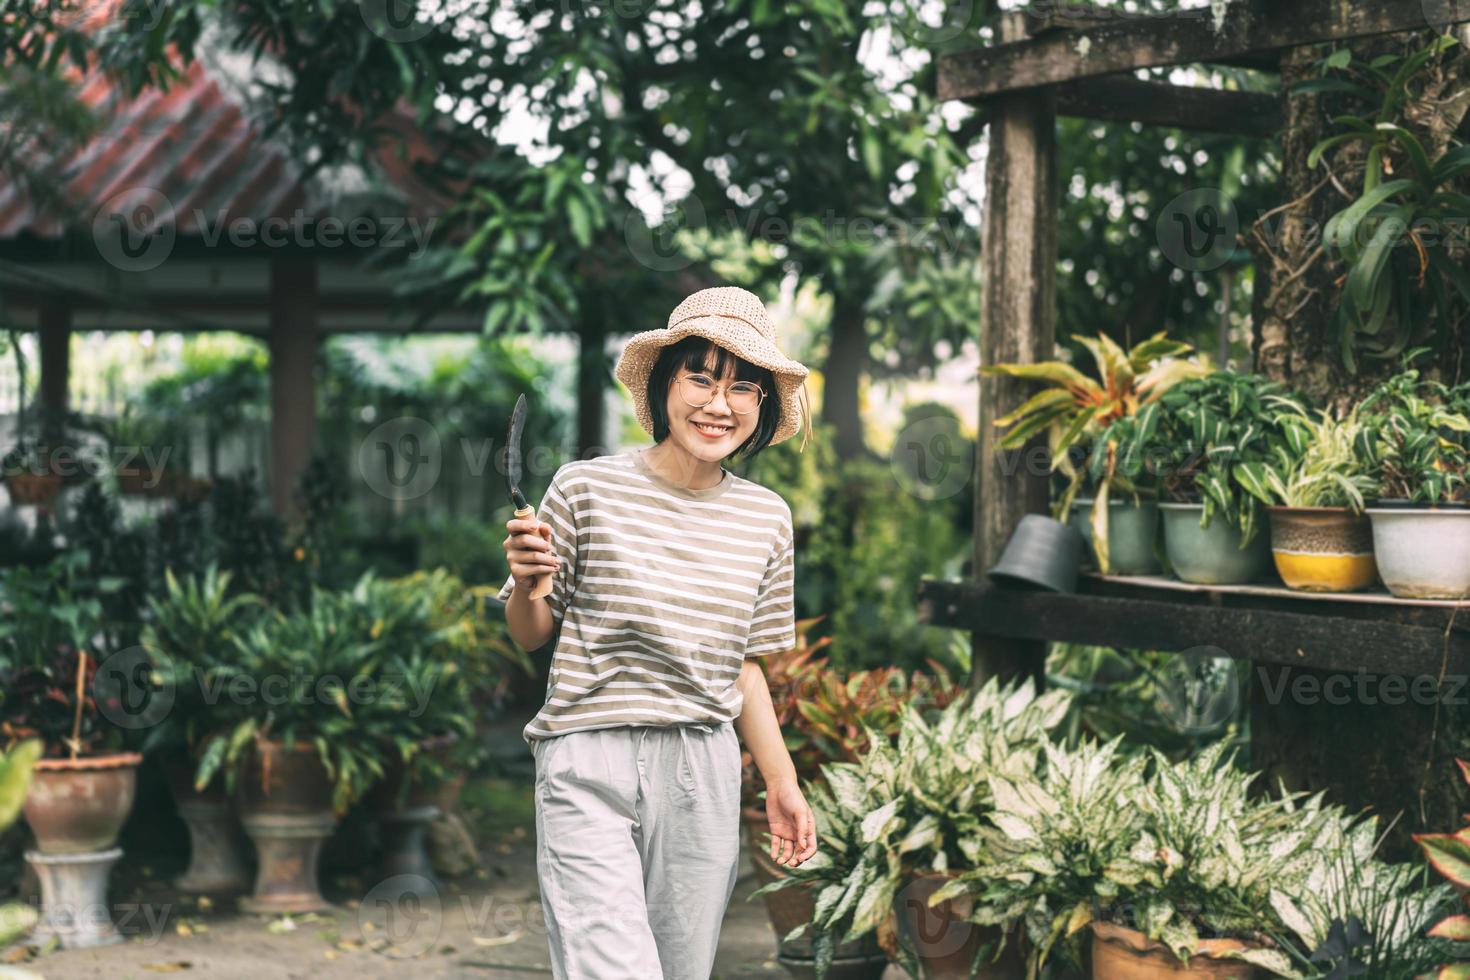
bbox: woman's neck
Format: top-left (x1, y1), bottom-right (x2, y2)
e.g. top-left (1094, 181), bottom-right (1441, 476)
top-left (641, 441), bottom-right (725, 491)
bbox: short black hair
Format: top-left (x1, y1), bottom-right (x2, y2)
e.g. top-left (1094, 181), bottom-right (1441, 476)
top-left (646, 336), bottom-right (780, 460)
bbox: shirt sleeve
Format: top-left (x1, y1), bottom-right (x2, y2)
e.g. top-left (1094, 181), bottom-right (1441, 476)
top-left (497, 467), bottom-right (579, 627)
top-left (745, 505), bottom-right (796, 658)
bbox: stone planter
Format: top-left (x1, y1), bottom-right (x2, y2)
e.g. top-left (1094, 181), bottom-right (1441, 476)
top-left (23, 753), bottom-right (142, 854)
top-left (1071, 497), bottom-right (1161, 575)
top-left (894, 871), bottom-right (1021, 980)
top-left (25, 847), bottom-right (123, 949)
top-left (1267, 506), bottom-right (1377, 593)
top-left (235, 741), bottom-right (337, 915)
top-left (369, 736), bottom-right (457, 893)
top-left (1367, 507), bottom-right (1470, 599)
top-left (743, 805), bottom-right (888, 977)
top-left (1161, 503), bottom-right (1271, 585)
top-left (163, 759), bottom-right (251, 895)
top-left (1091, 922), bottom-right (1263, 979)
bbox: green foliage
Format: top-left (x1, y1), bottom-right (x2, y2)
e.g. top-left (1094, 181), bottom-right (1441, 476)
top-left (1303, 36), bottom-right (1470, 372)
top-left (1101, 371), bottom-right (1307, 545)
top-left (751, 679), bottom-right (1071, 975)
top-left (1260, 403), bottom-right (1379, 511)
top-left (802, 454), bottom-right (966, 674)
top-left (1355, 366), bottom-right (1470, 503)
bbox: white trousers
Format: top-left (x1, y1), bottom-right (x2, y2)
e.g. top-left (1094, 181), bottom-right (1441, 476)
top-left (531, 721), bottom-right (743, 980)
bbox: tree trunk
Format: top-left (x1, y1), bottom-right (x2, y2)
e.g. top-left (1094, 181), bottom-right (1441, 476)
top-left (1249, 33), bottom-right (1470, 859)
top-left (823, 299), bottom-right (868, 459)
top-left (576, 311), bottom-right (607, 458)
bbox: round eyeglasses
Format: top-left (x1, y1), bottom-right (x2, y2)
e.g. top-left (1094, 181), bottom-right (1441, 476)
top-left (675, 373), bottom-right (766, 415)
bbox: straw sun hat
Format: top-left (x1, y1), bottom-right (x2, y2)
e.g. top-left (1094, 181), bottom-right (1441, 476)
top-left (615, 286), bottom-right (812, 450)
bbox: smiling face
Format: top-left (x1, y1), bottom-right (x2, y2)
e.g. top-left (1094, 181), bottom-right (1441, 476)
top-left (647, 337), bottom-right (778, 464)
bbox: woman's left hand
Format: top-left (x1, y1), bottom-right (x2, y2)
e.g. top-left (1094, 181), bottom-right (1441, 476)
top-left (765, 777), bottom-right (817, 867)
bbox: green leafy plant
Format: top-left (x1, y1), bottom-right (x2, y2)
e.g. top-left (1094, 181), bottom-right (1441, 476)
top-left (1258, 403), bottom-right (1379, 511)
top-left (1301, 37), bottom-right (1470, 372)
top-left (139, 565), bottom-right (264, 761)
top-left (1415, 759), bottom-right (1470, 978)
top-left (1356, 367), bottom-right (1470, 504)
top-left (1101, 371), bottom-right (1306, 546)
top-left (0, 739), bottom-right (41, 950)
top-left (751, 678), bottom-right (1071, 977)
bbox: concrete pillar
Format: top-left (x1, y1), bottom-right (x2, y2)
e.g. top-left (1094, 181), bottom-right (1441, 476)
top-left (268, 258), bottom-right (318, 519)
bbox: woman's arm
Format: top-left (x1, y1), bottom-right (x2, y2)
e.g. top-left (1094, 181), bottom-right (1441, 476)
top-left (735, 659), bottom-right (817, 867)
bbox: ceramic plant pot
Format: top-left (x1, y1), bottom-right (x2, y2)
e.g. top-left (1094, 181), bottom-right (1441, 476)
top-left (4, 473), bottom-right (62, 507)
top-left (369, 735), bottom-right (457, 892)
top-left (894, 871), bottom-right (1022, 980)
top-left (743, 805), bottom-right (888, 974)
top-left (236, 740), bottom-right (337, 914)
top-left (1070, 498), bottom-right (1161, 575)
top-left (164, 759), bottom-right (252, 895)
top-left (988, 515), bottom-right (1085, 593)
top-left (1267, 507), bottom-right (1377, 593)
top-left (1367, 507), bottom-right (1470, 599)
top-left (1160, 503), bottom-right (1271, 585)
top-left (1091, 922), bottom-right (1263, 979)
top-left (23, 753), bottom-right (142, 855)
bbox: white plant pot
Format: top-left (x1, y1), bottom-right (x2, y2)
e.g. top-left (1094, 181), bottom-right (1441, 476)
top-left (1367, 507), bottom-right (1470, 599)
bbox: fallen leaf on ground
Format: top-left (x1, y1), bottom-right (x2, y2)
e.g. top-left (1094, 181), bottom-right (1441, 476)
top-left (142, 962), bottom-right (192, 972)
top-left (472, 927), bottom-right (525, 948)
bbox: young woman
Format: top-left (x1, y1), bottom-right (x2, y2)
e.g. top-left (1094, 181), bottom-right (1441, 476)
top-left (499, 286), bottom-right (818, 980)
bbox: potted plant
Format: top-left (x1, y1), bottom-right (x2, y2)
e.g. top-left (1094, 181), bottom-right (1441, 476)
top-left (0, 552), bottom-right (141, 949)
top-left (984, 331), bottom-right (1208, 574)
top-left (139, 565), bottom-right (262, 894)
top-left (743, 618), bottom-right (962, 976)
top-left (1415, 759), bottom-right (1470, 977)
top-left (0, 439), bottom-right (62, 508)
top-left (192, 587), bottom-right (393, 914)
top-left (1127, 372), bottom-right (1302, 585)
top-left (1357, 368), bottom-right (1470, 598)
top-left (756, 678), bottom-right (1071, 980)
top-left (1256, 404), bottom-right (1380, 592)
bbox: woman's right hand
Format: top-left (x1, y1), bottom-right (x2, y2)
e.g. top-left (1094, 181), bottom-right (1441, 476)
top-left (504, 516), bottom-right (560, 594)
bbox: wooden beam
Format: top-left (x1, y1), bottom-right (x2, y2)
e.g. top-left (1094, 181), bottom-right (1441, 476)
top-left (1019, 3), bottom-right (1282, 69)
top-left (940, 0), bottom-right (1470, 101)
top-left (38, 300), bottom-right (69, 449)
top-left (918, 578), bottom-right (1470, 680)
top-left (268, 258), bottom-right (318, 519)
top-left (1052, 76), bottom-right (1282, 139)
top-left (973, 11), bottom-right (1058, 690)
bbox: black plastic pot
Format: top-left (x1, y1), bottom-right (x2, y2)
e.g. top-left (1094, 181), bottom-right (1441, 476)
top-left (987, 515), bottom-right (1084, 593)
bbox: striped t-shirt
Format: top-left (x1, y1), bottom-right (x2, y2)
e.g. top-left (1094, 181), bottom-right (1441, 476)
top-left (498, 448), bottom-right (797, 744)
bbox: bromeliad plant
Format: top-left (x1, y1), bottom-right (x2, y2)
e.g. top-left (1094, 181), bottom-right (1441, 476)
top-left (1415, 759), bottom-right (1470, 978)
top-left (750, 678), bottom-right (1071, 977)
top-left (1102, 371), bottom-right (1307, 547)
top-left (983, 332), bottom-right (1208, 569)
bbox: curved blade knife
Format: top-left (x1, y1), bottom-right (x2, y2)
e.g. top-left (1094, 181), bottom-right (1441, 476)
top-left (507, 393), bottom-right (553, 600)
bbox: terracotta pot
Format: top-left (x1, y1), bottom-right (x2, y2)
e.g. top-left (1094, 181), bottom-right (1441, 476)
top-left (5, 472), bottom-right (62, 506)
top-left (1267, 507), bottom-right (1377, 593)
top-left (742, 805), bottom-right (887, 966)
top-left (235, 741), bottom-right (337, 914)
top-left (1091, 922), bottom-right (1263, 979)
top-left (23, 753), bottom-right (142, 854)
top-left (370, 733), bottom-right (458, 814)
top-left (370, 735), bottom-right (457, 889)
top-left (894, 871), bottom-right (1021, 980)
top-left (163, 758), bottom-right (251, 894)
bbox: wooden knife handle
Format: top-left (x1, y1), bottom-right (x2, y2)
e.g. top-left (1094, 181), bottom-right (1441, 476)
top-left (514, 505), bottom-right (555, 600)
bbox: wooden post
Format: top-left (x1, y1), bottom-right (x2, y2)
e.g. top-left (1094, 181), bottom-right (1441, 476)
top-left (268, 258), bottom-right (318, 519)
top-left (973, 11), bottom-right (1058, 690)
top-left (38, 300), bottom-right (70, 450)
